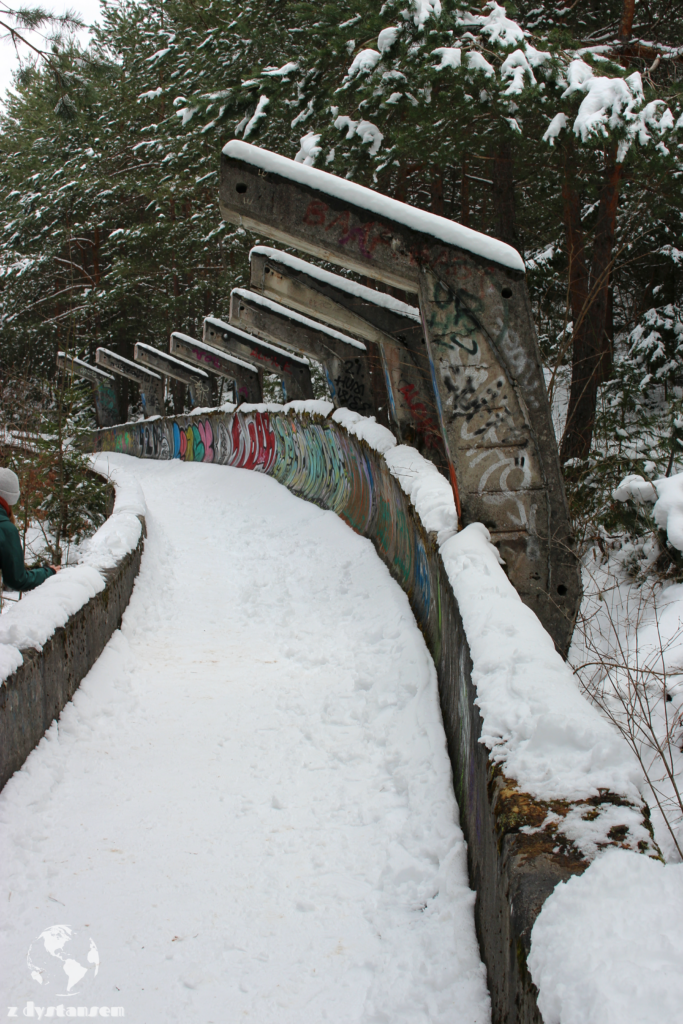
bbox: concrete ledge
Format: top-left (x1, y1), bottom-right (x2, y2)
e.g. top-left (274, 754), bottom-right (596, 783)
top-left (0, 519), bottom-right (145, 792)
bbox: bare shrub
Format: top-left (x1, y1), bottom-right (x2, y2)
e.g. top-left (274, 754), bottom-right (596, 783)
top-left (572, 548), bottom-right (683, 860)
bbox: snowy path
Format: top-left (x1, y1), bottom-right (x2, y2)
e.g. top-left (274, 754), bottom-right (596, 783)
top-left (0, 456), bottom-right (489, 1023)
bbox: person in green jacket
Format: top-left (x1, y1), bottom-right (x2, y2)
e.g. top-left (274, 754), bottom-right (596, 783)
top-left (0, 467), bottom-right (60, 592)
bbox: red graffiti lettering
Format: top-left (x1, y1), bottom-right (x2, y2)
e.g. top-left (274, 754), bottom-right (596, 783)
top-left (334, 216), bottom-right (390, 261)
top-left (303, 199), bottom-right (329, 226)
top-left (250, 348), bottom-right (291, 374)
top-left (228, 412), bottom-right (276, 471)
top-left (326, 210), bottom-right (350, 236)
top-left (254, 412), bottom-right (277, 470)
top-left (194, 347), bottom-right (221, 371)
top-left (303, 201), bottom-right (392, 263)
top-left (398, 383), bottom-right (442, 449)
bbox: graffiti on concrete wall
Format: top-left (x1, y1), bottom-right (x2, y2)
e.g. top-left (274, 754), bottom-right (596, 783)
top-left (91, 406), bottom-right (438, 643)
top-left (94, 409), bottom-right (279, 474)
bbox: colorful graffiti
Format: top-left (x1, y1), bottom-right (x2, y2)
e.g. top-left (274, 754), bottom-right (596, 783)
top-left (91, 406), bottom-right (439, 642)
top-left (88, 401), bottom-right (533, 1024)
top-left (95, 409), bottom-right (279, 474)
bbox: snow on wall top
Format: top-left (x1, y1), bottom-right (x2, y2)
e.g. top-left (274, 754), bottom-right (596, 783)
top-left (231, 289), bottom-right (367, 351)
top-left (205, 315), bottom-right (311, 365)
top-left (135, 342), bottom-right (209, 378)
top-left (223, 141), bottom-right (525, 274)
top-left (332, 408), bottom-right (397, 454)
top-left (171, 332), bottom-right (259, 374)
top-left (380, 443), bottom-right (641, 806)
top-left (286, 405), bottom-right (640, 806)
top-left (439, 523), bottom-right (642, 804)
top-left (250, 246), bottom-right (421, 321)
top-left (0, 458), bottom-right (146, 685)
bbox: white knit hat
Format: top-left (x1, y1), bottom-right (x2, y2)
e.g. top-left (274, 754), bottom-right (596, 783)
top-left (0, 468), bottom-right (20, 505)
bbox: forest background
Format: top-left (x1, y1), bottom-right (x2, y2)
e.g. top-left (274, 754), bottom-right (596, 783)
top-left (0, 0), bottom-right (682, 557)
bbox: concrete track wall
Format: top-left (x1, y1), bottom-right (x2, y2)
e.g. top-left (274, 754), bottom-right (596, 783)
top-left (0, 523), bottom-right (145, 792)
top-left (3, 404), bottom-right (648, 1023)
top-left (89, 406), bottom-right (603, 1024)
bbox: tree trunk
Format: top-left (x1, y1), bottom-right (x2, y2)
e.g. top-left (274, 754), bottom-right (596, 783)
top-left (599, 285), bottom-right (614, 384)
top-left (619, 0), bottom-right (635, 40)
top-left (491, 139), bottom-right (518, 250)
top-left (394, 163), bottom-right (408, 203)
top-left (170, 198), bottom-right (180, 297)
top-left (430, 165), bottom-right (444, 216)
top-left (92, 225), bottom-right (101, 286)
top-left (561, 172), bottom-right (589, 328)
top-left (560, 148), bottom-right (622, 464)
top-left (460, 156), bottom-right (470, 226)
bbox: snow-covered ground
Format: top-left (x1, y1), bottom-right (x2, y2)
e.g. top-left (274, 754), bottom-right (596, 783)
top-left (569, 542), bottom-right (683, 861)
top-left (0, 454), bottom-right (489, 1023)
top-left (530, 511), bottom-right (683, 1024)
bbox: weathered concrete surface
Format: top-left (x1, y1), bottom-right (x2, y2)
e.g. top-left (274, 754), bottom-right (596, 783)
top-left (135, 343), bottom-right (211, 409)
top-left (96, 347), bottom-right (164, 417)
top-left (250, 248), bottom-right (447, 469)
top-left (229, 289), bottom-right (393, 426)
top-left (203, 316), bottom-right (313, 402)
top-left (0, 519), bottom-right (145, 792)
top-left (169, 332), bottom-right (263, 405)
top-left (220, 145), bottom-right (580, 656)
top-left (88, 407), bottom-right (654, 1024)
top-left (57, 352), bottom-right (120, 428)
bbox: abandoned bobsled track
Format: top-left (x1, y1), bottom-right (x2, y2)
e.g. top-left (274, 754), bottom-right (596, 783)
top-left (0, 140), bottom-right (658, 1023)
top-left (0, 401), bottom-right (655, 1024)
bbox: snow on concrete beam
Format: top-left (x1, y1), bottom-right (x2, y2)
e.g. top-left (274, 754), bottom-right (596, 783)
top-left (58, 351), bottom-right (114, 384)
top-left (231, 288), bottom-right (366, 351)
top-left (96, 347), bottom-right (161, 384)
top-left (223, 141), bottom-right (524, 274)
top-left (96, 347), bottom-right (164, 418)
top-left (170, 332), bottom-right (262, 405)
top-left (249, 248), bottom-right (448, 469)
top-left (249, 246), bottom-right (420, 321)
top-left (203, 317), bottom-right (313, 402)
top-left (134, 343), bottom-right (209, 385)
top-left (204, 316), bottom-right (310, 366)
top-left (229, 289), bottom-right (390, 423)
top-left (58, 351), bottom-right (120, 427)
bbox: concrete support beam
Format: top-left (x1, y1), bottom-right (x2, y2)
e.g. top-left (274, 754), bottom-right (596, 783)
top-left (219, 140), bottom-right (580, 654)
top-left (203, 316), bottom-right (313, 402)
top-left (229, 289), bottom-right (390, 423)
top-left (57, 352), bottom-right (120, 428)
top-left (169, 332), bottom-right (262, 405)
top-left (249, 247), bottom-right (447, 471)
top-left (134, 343), bottom-right (211, 409)
top-left (57, 351), bottom-right (114, 388)
top-left (95, 347), bottom-right (163, 418)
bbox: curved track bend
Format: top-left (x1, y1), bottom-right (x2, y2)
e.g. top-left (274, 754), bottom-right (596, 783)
top-left (0, 456), bottom-right (490, 1024)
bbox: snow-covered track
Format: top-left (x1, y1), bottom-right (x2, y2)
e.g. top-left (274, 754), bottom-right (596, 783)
top-left (75, 402), bottom-right (656, 1024)
top-left (1, 453), bottom-right (490, 1023)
